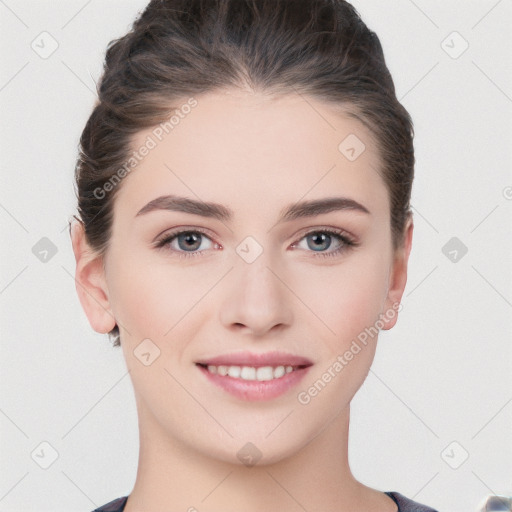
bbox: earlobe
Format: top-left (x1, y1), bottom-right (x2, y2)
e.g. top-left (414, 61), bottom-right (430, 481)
top-left (380, 217), bottom-right (414, 331)
top-left (70, 220), bottom-right (117, 334)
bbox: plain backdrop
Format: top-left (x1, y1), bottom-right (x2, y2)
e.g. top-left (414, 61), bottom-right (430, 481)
top-left (1, 1), bottom-right (511, 511)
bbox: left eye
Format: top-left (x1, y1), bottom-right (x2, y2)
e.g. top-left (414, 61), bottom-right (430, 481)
top-left (292, 230), bottom-right (350, 254)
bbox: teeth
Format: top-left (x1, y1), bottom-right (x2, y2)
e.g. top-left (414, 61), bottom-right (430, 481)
top-left (241, 366), bottom-right (256, 380)
top-left (227, 366), bottom-right (241, 378)
top-left (274, 365), bottom-right (285, 378)
top-left (256, 366), bottom-right (273, 381)
top-left (204, 364), bottom-right (298, 381)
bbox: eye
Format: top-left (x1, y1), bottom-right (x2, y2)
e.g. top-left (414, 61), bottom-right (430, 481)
top-left (291, 228), bottom-right (357, 259)
top-left (154, 228), bottom-right (218, 259)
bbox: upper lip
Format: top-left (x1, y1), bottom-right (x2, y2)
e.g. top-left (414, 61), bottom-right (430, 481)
top-left (195, 350), bottom-right (313, 368)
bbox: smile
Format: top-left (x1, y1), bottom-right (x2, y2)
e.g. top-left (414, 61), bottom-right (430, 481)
top-left (194, 351), bottom-right (313, 401)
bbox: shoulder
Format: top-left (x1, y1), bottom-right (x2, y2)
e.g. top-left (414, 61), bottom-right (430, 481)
top-left (91, 496), bottom-right (128, 512)
top-left (386, 491), bottom-right (439, 512)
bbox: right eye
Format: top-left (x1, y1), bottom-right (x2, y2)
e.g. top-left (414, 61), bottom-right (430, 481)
top-left (154, 228), bottom-right (220, 259)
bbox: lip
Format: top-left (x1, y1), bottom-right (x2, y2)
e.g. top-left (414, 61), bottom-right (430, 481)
top-left (195, 350), bottom-right (313, 367)
top-left (195, 350), bottom-right (313, 401)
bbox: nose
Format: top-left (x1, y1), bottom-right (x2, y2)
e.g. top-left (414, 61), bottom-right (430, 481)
top-left (218, 251), bottom-right (294, 338)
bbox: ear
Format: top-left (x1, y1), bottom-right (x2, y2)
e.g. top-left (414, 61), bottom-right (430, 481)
top-left (70, 220), bottom-right (117, 334)
top-left (380, 215), bottom-right (413, 330)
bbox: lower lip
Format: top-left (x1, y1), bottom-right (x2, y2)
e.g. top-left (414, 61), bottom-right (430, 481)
top-left (196, 364), bottom-right (312, 401)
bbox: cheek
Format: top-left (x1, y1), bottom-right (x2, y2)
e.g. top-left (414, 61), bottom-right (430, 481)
top-left (108, 253), bottom-right (214, 341)
top-left (294, 256), bottom-right (390, 413)
top-left (295, 252), bottom-right (390, 353)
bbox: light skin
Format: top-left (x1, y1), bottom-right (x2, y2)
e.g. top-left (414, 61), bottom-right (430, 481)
top-left (71, 89), bottom-right (413, 512)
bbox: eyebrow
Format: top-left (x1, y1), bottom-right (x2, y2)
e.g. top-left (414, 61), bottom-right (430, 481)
top-left (135, 194), bottom-right (370, 223)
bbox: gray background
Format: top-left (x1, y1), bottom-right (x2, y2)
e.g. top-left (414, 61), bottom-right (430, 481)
top-left (1, 0), bottom-right (511, 511)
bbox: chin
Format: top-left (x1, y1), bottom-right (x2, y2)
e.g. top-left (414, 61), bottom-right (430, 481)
top-left (203, 426), bottom-right (314, 467)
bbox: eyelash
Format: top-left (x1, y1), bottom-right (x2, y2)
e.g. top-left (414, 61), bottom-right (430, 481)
top-left (154, 227), bottom-right (359, 260)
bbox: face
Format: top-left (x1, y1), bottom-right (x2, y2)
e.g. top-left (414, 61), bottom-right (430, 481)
top-left (72, 89), bottom-right (412, 465)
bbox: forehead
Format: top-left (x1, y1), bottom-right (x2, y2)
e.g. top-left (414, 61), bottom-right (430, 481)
top-left (114, 90), bottom-right (388, 221)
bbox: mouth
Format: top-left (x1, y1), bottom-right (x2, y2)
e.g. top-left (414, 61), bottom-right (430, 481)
top-left (195, 351), bottom-right (313, 401)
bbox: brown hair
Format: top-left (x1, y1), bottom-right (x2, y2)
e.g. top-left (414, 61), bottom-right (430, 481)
top-left (72, 0), bottom-right (415, 347)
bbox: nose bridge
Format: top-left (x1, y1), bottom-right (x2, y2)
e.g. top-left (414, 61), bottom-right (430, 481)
top-left (219, 237), bottom-right (293, 334)
top-left (235, 233), bottom-right (280, 290)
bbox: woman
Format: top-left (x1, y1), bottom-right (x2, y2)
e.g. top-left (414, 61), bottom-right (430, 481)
top-left (70, 0), bottom-right (438, 510)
